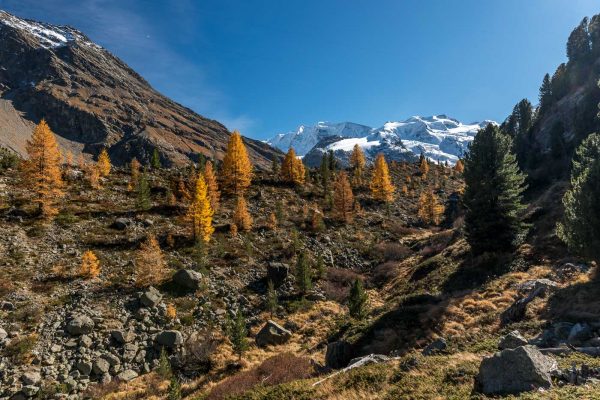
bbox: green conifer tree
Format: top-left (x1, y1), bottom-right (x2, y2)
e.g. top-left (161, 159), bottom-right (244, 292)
top-left (151, 148), bottom-right (161, 169)
top-left (266, 279), bottom-right (278, 317)
top-left (463, 124), bottom-right (527, 255)
top-left (295, 250), bottom-right (312, 296)
top-left (557, 134), bottom-right (600, 263)
top-left (136, 172), bottom-right (151, 211)
top-left (348, 279), bottom-right (368, 319)
top-left (168, 376), bottom-right (182, 400)
top-left (227, 308), bottom-right (249, 360)
top-left (538, 73), bottom-right (554, 115)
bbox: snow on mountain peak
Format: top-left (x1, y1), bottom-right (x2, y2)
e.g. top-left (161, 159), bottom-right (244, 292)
top-left (268, 115), bottom-right (496, 165)
top-left (0, 10), bottom-right (99, 50)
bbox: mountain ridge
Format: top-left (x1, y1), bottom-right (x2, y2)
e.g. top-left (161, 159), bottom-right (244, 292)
top-left (268, 115), bottom-right (496, 166)
top-left (0, 10), bottom-right (280, 167)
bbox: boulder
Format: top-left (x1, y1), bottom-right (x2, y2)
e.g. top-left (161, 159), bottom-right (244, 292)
top-left (156, 330), bottom-right (183, 348)
top-left (66, 315), bottom-right (95, 336)
top-left (93, 358), bottom-right (110, 375)
top-left (422, 338), bottom-right (447, 355)
top-left (111, 330), bottom-right (136, 344)
top-left (477, 345), bottom-right (557, 395)
top-left (139, 286), bottom-right (162, 308)
top-left (499, 331), bottom-right (529, 350)
top-left (325, 341), bottom-right (354, 369)
top-left (110, 218), bottom-right (130, 231)
top-left (76, 361), bottom-right (92, 376)
top-left (568, 323), bottom-right (592, 346)
top-left (21, 385), bottom-right (40, 397)
top-left (0, 327), bottom-right (7, 341)
top-left (255, 320), bottom-right (292, 347)
top-left (116, 369), bottom-right (138, 382)
top-left (172, 269), bottom-right (203, 290)
top-left (21, 371), bottom-right (41, 385)
top-left (267, 262), bottom-right (289, 287)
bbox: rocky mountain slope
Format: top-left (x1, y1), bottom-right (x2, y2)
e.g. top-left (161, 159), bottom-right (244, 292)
top-left (268, 115), bottom-right (495, 166)
top-left (0, 10), bottom-right (279, 167)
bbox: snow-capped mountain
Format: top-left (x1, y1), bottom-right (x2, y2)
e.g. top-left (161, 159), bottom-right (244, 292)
top-left (268, 115), bottom-right (496, 166)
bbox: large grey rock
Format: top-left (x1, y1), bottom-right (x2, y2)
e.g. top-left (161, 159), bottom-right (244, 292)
top-left (422, 338), bottom-right (447, 356)
top-left (267, 262), bottom-right (289, 287)
top-left (140, 287), bottom-right (162, 308)
top-left (477, 345), bottom-right (557, 395)
top-left (499, 330), bottom-right (529, 350)
top-left (156, 330), bottom-right (183, 348)
top-left (76, 361), bottom-right (92, 376)
top-left (21, 385), bottom-right (39, 397)
top-left (255, 320), bottom-right (292, 347)
top-left (21, 371), bottom-right (41, 385)
top-left (568, 323), bottom-right (592, 345)
top-left (0, 327), bottom-right (6, 340)
top-left (66, 315), bottom-right (95, 336)
top-left (110, 218), bottom-right (130, 231)
top-left (92, 358), bottom-right (110, 375)
top-left (111, 330), bottom-right (136, 344)
top-left (325, 341), bottom-right (354, 369)
top-left (172, 269), bottom-right (203, 290)
top-left (116, 369), bottom-right (138, 382)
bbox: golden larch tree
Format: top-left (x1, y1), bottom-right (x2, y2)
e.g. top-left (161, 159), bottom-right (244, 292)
top-left (204, 160), bottom-right (220, 212)
top-left (22, 119), bottom-right (64, 218)
top-left (281, 148), bottom-right (305, 185)
top-left (419, 154), bottom-right (430, 178)
top-left (418, 191), bottom-right (445, 225)
top-left (221, 130), bottom-right (253, 195)
top-left (233, 196), bottom-right (253, 231)
top-left (333, 171), bottom-right (354, 223)
top-left (267, 212), bottom-right (277, 230)
top-left (350, 144), bottom-right (366, 185)
top-left (186, 175), bottom-right (215, 243)
top-left (77, 153), bottom-right (85, 170)
top-left (81, 250), bottom-right (100, 279)
top-left (454, 159), bottom-right (465, 174)
top-left (65, 151), bottom-right (74, 167)
top-left (135, 235), bottom-right (167, 287)
top-left (97, 148), bottom-right (111, 177)
top-left (129, 158), bottom-right (141, 191)
top-left (88, 164), bottom-right (101, 189)
top-left (370, 153), bottom-right (395, 202)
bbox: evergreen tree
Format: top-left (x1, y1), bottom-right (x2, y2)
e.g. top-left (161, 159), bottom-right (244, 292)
top-left (197, 153), bottom-right (207, 172)
top-left (136, 172), bottom-right (151, 211)
top-left (21, 119), bottom-right (64, 218)
top-left (295, 250), bottom-right (312, 296)
top-left (328, 150), bottom-right (337, 171)
top-left (549, 121), bottom-right (566, 159)
top-left (590, 14), bottom-right (600, 56)
top-left (266, 279), bottom-right (278, 317)
top-left (315, 254), bottom-right (326, 280)
top-left (204, 160), bottom-right (220, 212)
top-left (186, 175), bottom-right (214, 243)
top-left (221, 131), bottom-right (253, 195)
top-left (567, 17), bottom-right (591, 64)
top-left (168, 376), bottom-right (182, 400)
top-left (157, 348), bottom-right (172, 379)
top-left (557, 133), bottom-right (600, 263)
top-left (151, 148), bottom-right (161, 169)
top-left (370, 153), bottom-right (395, 202)
top-left (333, 171), bottom-right (354, 223)
top-left (348, 278), bottom-right (368, 319)
top-left (538, 73), bottom-right (554, 115)
top-left (97, 148), bottom-right (111, 177)
top-left (233, 196), bottom-right (253, 231)
top-left (551, 63), bottom-right (569, 101)
top-left (463, 124), bottom-right (527, 255)
top-left (227, 308), bottom-right (249, 360)
top-left (271, 157), bottom-right (280, 176)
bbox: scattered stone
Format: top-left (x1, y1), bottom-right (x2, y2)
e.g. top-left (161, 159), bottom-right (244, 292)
top-left (156, 330), bottom-right (183, 348)
top-left (1, 301), bottom-right (15, 311)
top-left (66, 315), bottom-right (95, 336)
top-left (76, 361), bottom-right (92, 376)
top-left (140, 287), bottom-right (162, 308)
top-left (79, 335), bottom-right (93, 348)
top-left (0, 327), bottom-right (6, 341)
top-left (267, 262), bottom-right (289, 287)
top-left (116, 369), bottom-right (138, 382)
top-left (255, 320), bottom-right (292, 347)
top-left (568, 323), bottom-right (592, 346)
top-left (499, 331), bottom-right (528, 350)
top-left (172, 269), bottom-right (203, 290)
top-left (325, 341), bottom-right (354, 369)
top-left (21, 385), bottom-right (40, 397)
top-left (477, 345), bottom-right (557, 395)
top-left (422, 338), bottom-right (447, 355)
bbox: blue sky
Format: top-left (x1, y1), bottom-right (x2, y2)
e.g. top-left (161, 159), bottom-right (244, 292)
top-left (0, 0), bottom-right (598, 140)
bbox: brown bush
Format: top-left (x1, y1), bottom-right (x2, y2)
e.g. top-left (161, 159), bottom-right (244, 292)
top-left (377, 242), bottom-right (412, 262)
top-left (387, 222), bottom-right (419, 237)
top-left (370, 261), bottom-right (399, 287)
top-left (323, 268), bottom-right (363, 302)
top-left (207, 353), bottom-right (315, 400)
top-left (180, 332), bottom-right (222, 375)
